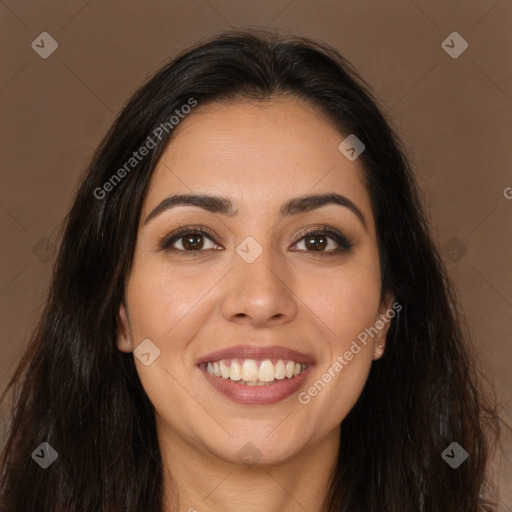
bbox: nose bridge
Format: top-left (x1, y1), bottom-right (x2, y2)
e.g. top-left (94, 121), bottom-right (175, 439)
top-left (220, 233), bottom-right (298, 325)
top-left (236, 234), bottom-right (287, 294)
top-left (242, 243), bottom-right (281, 286)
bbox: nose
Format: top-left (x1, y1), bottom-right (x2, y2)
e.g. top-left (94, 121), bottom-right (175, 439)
top-left (220, 243), bottom-right (299, 328)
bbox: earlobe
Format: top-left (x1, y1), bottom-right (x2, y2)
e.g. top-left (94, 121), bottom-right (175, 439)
top-left (372, 309), bottom-right (390, 360)
top-left (373, 343), bottom-right (385, 361)
top-left (117, 302), bottom-right (133, 353)
top-left (372, 292), bottom-right (395, 360)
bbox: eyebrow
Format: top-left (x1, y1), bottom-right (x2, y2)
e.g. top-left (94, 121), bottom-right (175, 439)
top-left (144, 192), bottom-right (367, 230)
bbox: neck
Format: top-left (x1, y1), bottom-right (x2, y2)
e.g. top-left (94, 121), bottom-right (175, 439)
top-left (159, 426), bottom-right (340, 512)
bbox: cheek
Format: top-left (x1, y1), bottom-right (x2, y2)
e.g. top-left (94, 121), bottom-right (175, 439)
top-left (313, 357), bottom-right (373, 429)
top-left (307, 262), bottom-right (382, 348)
top-left (302, 261), bottom-right (382, 423)
top-left (124, 264), bottom-right (209, 420)
top-left (126, 259), bottom-right (214, 341)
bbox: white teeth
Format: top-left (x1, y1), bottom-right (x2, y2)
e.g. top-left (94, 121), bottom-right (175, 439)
top-left (219, 360), bottom-right (230, 379)
top-left (229, 361), bottom-right (242, 381)
top-left (241, 359), bottom-right (259, 382)
top-left (274, 360), bottom-right (286, 379)
top-left (285, 360), bottom-right (295, 378)
top-left (258, 359), bottom-right (275, 382)
top-left (205, 358), bottom-right (308, 384)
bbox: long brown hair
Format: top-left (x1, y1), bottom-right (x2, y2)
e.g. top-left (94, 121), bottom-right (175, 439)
top-left (0, 29), bottom-right (503, 511)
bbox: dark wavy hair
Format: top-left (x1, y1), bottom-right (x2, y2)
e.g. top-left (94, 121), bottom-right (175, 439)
top-left (0, 29), bottom-right (503, 511)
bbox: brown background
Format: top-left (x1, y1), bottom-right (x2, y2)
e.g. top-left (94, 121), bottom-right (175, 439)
top-left (1, 0), bottom-right (511, 508)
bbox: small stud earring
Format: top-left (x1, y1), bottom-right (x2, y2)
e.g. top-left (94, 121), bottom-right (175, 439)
top-left (378, 344), bottom-right (383, 349)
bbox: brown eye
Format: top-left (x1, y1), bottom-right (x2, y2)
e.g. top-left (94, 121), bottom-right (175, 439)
top-left (180, 233), bottom-right (205, 250)
top-left (292, 228), bottom-right (354, 255)
top-left (160, 226), bottom-right (221, 253)
top-left (302, 233), bottom-right (328, 251)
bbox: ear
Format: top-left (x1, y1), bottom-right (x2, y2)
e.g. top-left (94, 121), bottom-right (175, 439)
top-left (117, 302), bottom-right (133, 353)
top-left (372, 292), bottom-right (397, 361)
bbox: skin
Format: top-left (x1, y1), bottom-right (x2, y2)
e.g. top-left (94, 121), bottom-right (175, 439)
top-left (117, 96), bottom-right (394, 512)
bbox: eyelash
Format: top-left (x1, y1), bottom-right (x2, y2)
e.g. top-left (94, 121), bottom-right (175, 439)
top-left (159, 224), bottom-right (354, 256)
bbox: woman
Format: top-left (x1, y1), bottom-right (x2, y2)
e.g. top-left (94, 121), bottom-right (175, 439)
top-left (0, 29), bottom-right (502, 511)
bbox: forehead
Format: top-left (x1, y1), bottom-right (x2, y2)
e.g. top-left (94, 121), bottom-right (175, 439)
top-left (143, 97), bottom-right (373, 224)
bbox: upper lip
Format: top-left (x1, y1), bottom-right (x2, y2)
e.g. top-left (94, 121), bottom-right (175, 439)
top-left (196, 345), bottom-right (316, 365)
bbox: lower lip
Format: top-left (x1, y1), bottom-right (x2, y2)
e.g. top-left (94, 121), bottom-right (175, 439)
top-left (199, 364), bottom-right (313, 405)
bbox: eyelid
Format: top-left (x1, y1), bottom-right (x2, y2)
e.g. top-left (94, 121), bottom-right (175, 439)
top-left (292, 225), bottom-right (354, 253)
top-left (159, 224), bottom-right (354, 254)
top-left (159, 224), bottom-right (221, 251)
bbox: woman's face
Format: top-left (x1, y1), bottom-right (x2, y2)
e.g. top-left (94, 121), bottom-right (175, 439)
top-left (118, 97), bottom-right (393, 466)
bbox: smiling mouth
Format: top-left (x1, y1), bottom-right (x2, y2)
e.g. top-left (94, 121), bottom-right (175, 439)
top-left (201, 358), bottom-right (308, 386)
